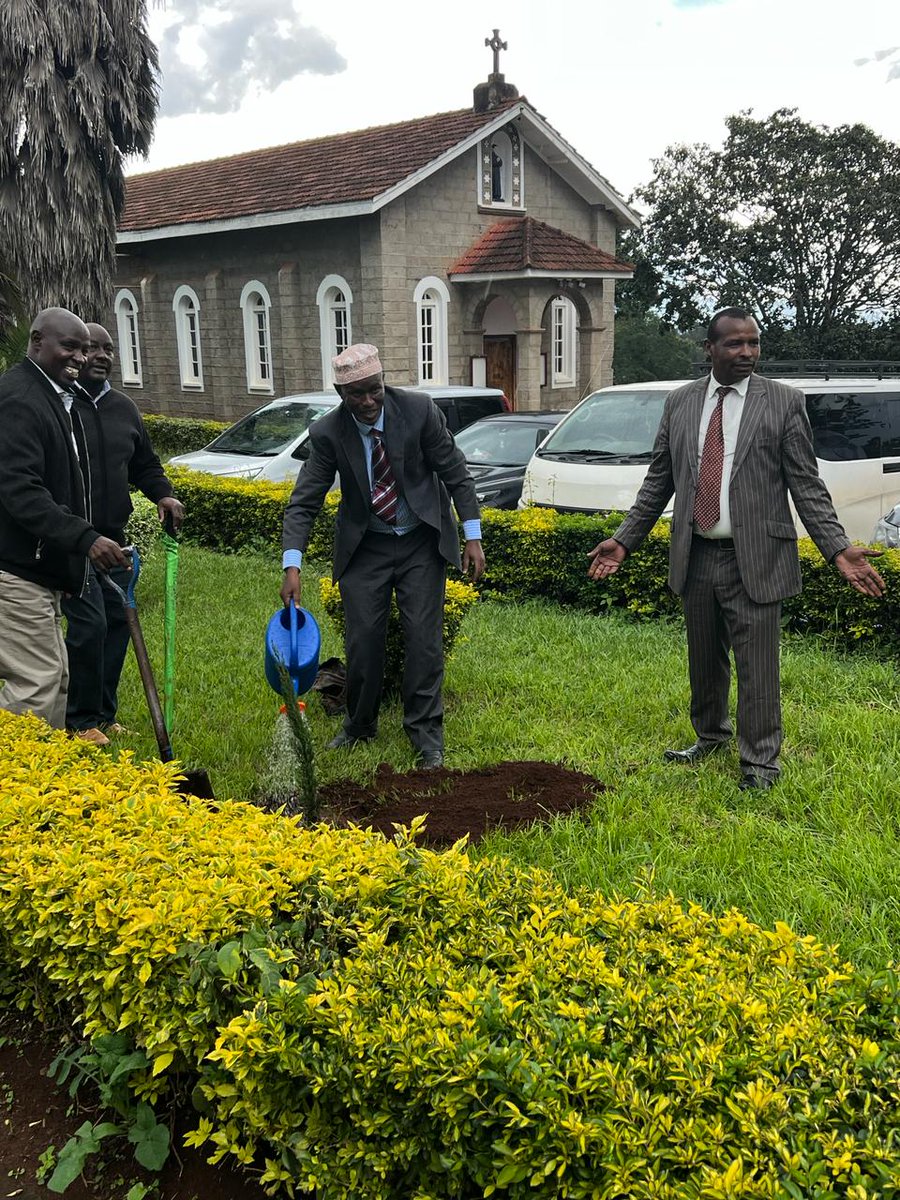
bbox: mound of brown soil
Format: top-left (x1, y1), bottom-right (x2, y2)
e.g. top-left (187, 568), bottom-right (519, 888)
top-left (322, 758), bottom-right (604, 846)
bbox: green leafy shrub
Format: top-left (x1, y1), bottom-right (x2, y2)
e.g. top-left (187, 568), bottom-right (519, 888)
top-left (123, 494), bottom-right (161, 561)
top-left (142, 415), bottom-right (228, 461)
top-left (166, 468), bottom-right (337, 557)
top-left (141, 470), bottom-right (900, 653)
top-left (318, 575), bottom-right (479, 695)
top-left (4, 710), bottom-right (900, 1197)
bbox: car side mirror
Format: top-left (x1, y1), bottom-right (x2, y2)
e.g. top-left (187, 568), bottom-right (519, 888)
top-left (291, 441), bottom-right (311, 462)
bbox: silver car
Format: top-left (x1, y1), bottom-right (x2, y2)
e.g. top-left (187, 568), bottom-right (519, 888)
top-left (169, 392), bottom-right (339, 482)
top-left (168, 386), bottom-right (510, 483)
top-left (873, 502), bottom-right (900, 548)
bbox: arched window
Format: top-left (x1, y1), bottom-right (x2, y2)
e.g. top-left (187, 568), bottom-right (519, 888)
top-left (316, 274), bottom-right (353, 387)
top-left (239, 281), bottom-right (274, 393)
top-left (172, 285), bottom-right (203, 389)
top-left (114, 289), bottom-right (142, 387)
top-left (413, 277), bottom-right (450, 385)
top-left (550, 296), bottom-right (577, 387)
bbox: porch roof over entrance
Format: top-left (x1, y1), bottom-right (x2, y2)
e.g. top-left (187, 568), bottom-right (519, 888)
top-left (448, 217), bottom-right (633, 282)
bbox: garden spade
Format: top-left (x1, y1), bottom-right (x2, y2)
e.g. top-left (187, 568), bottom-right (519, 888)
top-left (99, 547), bottom-right (215, 800)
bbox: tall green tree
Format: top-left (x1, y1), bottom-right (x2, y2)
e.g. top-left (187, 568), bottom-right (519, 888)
top-left (632, 109), bottom-right (900, 345)
top-left (612, 314), bottom-right (698, 384)
top-left (0, 1), bottom-right (159, 317)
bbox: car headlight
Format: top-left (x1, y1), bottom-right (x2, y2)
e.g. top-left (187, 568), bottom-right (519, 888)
top-left (240, 466), bottom-right (265, 480)
top-left (873, 505), bottom-right (900, 548)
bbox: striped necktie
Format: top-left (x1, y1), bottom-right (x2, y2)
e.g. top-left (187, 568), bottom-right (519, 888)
top-left (370, 429), bottom-right (398, 524)
top-left (693, 386), bottom-right (730, 531)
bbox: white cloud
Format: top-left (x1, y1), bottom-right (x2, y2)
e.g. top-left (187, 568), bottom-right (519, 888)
top-left (138, 0), bottom-right (900, 196)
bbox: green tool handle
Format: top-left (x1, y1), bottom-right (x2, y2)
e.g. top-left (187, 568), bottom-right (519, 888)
top-left (162, 511), bottom-right (179, 733)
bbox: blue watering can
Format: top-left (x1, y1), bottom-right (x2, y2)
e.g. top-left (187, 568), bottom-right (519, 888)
top-left (264, 605), bottom-right (321, 696)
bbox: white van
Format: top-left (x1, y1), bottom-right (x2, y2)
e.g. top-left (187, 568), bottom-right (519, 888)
top-left (520, 377), bottom-right (900, 543)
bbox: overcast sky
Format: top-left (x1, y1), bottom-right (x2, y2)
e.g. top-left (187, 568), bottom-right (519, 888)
top-left (137, 0), bottom-right (900, 203)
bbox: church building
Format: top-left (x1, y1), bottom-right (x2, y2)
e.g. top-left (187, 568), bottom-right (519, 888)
top-left (109, 34), bottom-right (639, 420)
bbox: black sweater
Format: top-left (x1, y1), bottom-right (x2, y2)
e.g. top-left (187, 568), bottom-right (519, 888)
top-left (73, 384), bottom-right (173, 543)
top-left (0, 360), bottom-right (98, 593)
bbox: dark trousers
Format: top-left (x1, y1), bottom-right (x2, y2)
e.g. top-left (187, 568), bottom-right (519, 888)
top-left (681, 538), bottom-right (783, 779)
top-left (61, 565), bottom-right (132, 729)
top-left (338, 525), bottom-right (446, 755)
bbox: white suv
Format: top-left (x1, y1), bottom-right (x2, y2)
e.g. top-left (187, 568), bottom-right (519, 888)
top-left (521, 376), bottom-right (900, 543)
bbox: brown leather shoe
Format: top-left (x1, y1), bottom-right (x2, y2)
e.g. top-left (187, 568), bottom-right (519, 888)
top-left (71, 727), bottom-right (110, 747)
top-left (102, 722), bottom-right (130, 735)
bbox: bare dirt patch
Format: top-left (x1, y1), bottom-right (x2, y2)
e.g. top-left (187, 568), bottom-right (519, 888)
top-left (321, 758), bottom-right (604, 846)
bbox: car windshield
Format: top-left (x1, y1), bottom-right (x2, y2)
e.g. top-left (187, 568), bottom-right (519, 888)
top-left (538, 390), bottom-right (668, 459)
top-left (454, 421), bottom-right (544, 466)
top-left (206, 402), bottom-right (334, 456)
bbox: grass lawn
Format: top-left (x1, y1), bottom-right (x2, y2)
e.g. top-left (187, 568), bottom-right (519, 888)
top-left (115, 544), bottom-right (900, 971)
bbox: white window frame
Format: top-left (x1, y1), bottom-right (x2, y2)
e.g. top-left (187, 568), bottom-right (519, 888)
top-left (550, 296), bottom-right (577, 387)
top-left (114, 288), bottom-right (143, 387)
top-left (239, 280), bottom-right (274, 394)
top-left (413, 276), bottom-right (450, 386)
top-left (316, 274), bottom-right (353, 387)
top-left (172, 285), bottom-right (204, 390)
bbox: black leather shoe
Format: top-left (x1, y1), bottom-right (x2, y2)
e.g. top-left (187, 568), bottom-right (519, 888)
top-left (326, 731), bottom-right (373, 750)
top-left (663, 741), bottom-right (726, 765)
top-left (739, 773), bottom-right (775, 792)
top-left (416, 751), bottom-right (444, 770)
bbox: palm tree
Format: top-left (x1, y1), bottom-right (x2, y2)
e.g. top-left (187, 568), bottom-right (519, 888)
top-left (0, 1), bottom-right (159, 318)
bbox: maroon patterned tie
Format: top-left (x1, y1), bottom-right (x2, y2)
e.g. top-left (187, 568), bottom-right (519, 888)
top-left (370, 430), bottom-right (398, 524)
top-left (693, 386), bottom-right (730, 531)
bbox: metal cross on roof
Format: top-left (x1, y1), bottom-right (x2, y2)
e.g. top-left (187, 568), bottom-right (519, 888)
top-left (485, 29), bottom-right (507, 76)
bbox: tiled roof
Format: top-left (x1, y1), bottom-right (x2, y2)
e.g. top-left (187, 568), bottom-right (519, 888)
top-left (449, 217), bottom-right (633, 276)
top-left (120, 102), bottom-right (521, 232)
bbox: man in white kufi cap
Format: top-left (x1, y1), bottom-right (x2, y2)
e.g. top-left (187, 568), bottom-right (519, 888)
top-left (281, 343), bottom-right (484, 768)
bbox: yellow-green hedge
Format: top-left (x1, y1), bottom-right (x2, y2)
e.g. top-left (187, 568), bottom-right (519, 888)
top-left (143, 414), bottom-right (229, 461)
top-left (319, 576), bottom-right (479, 695)
top-left (165, 467), bottom-right (900, 651)
top-left (3, 710), bottom-right (900, 1196)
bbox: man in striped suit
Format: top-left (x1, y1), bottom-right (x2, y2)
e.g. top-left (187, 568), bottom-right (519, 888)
top-left (587, 308), bottom-right (885, 791)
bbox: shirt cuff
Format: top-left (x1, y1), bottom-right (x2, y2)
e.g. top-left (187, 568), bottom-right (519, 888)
top-left (462, 519), bottom-right (482, 542)
top-left (282, 549), bottom-right (302, 570)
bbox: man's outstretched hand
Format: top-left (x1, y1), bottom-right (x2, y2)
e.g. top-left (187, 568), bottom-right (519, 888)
top-left (834, 546), bottom-right (886, 598)
top-left (587, 538), bottom-right (627, 581)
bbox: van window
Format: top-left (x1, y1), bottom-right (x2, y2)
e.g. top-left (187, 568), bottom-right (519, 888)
top-left (804, 393), bottom-right (896, 461)
top-left (537, 389), bottom-right (668, 462)
top-left (883, 396), bottom-right (900, 456)
top-left (454, 394), bottom-right (505, 430)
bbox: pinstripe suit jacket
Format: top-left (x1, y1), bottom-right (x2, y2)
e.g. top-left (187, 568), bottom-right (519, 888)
top-left (613, 375), bottom-right (850, 604)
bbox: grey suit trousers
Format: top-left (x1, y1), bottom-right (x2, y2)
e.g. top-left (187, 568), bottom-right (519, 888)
top-left (338, 524), bottom-right (446, 755)
top-left (681, 538), bottom-right (782, 778)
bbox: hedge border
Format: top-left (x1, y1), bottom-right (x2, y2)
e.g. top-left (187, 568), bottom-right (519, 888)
top-left (164, 468), bottom-right (900, 654)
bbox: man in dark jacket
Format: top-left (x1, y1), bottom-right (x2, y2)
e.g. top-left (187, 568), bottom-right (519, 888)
top-left (62, 324), bottom-right (184, 743)
top-left (281, 343), bottom-right (484, 768)
top-left (0, 309), bottom-right (128, 728)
